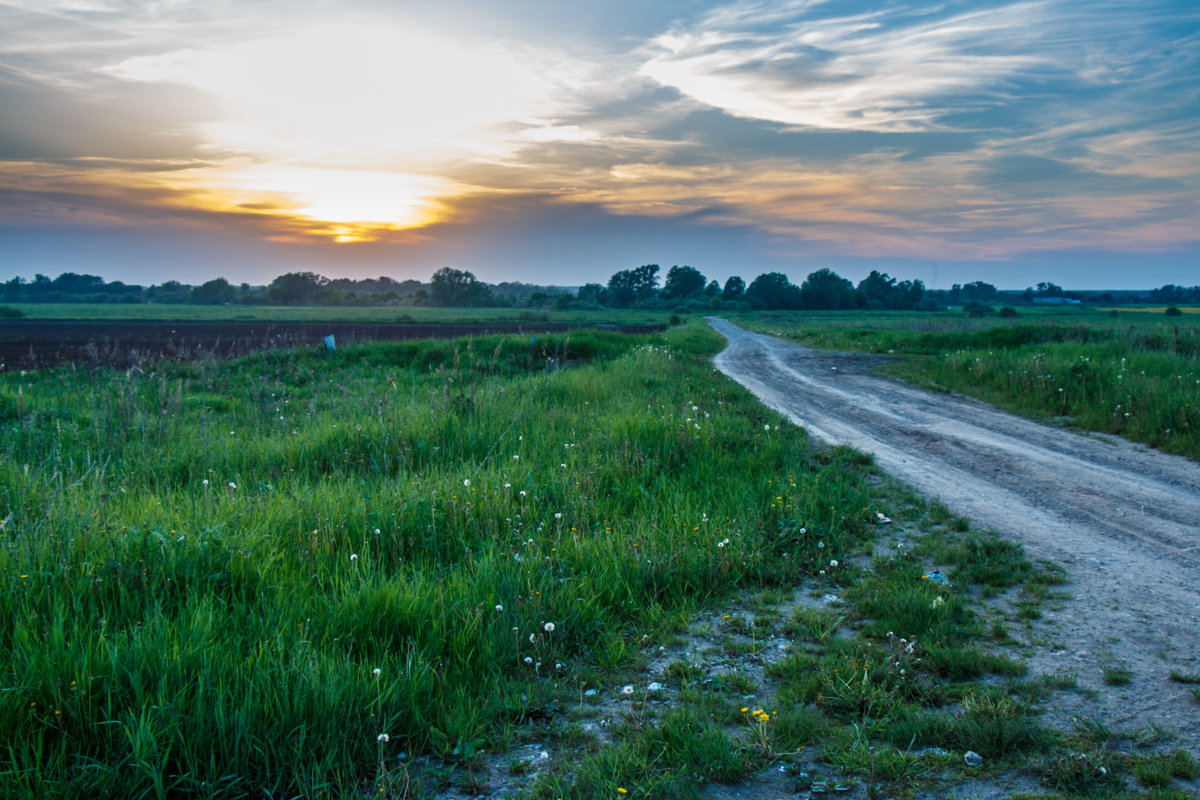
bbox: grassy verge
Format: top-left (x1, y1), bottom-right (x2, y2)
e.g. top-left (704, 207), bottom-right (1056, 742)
top-left (742, 309), bottom-right (1200, 461)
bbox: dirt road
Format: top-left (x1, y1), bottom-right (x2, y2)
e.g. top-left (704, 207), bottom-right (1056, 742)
top-left (710, 318), bottom-right (1200, 749)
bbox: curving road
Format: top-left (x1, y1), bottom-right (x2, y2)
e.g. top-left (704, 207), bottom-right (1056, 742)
top-left (710, 318), bottom-right (1200, 746)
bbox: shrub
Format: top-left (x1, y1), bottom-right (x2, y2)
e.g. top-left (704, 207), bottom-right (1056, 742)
top-left (1165, 306), bottom-right (1183, 316)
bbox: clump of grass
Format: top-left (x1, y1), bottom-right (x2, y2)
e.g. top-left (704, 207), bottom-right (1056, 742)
top-left (1041, 749), bottom-right (1121, 795)
top-left (1168, 671), bottom-right (1200, 685)
top-left (1130, 749), bottom-right (1199, 787)
top-left (529, 709), bottom-right (748, 799)
top-left (1102, 667), bottom-right (1133, 686)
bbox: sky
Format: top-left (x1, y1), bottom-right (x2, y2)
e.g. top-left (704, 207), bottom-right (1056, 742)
top-left (1, 0), bottom-right (1198, 290)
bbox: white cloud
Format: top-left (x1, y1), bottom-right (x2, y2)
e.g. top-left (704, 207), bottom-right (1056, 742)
top-left (640, 1), bottom-right (1057, 131)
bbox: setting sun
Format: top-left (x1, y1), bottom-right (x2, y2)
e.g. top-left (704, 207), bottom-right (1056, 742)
top-left (101, 22), bottom-right (560, 240)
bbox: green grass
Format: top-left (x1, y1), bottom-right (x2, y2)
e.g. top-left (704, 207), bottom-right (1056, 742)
top-left (7, 310), bottom-right (1190, 799)
top-left (742, 308), bottom-right (1200, 460)
top-left (0, 321), bottom-right (887, 797)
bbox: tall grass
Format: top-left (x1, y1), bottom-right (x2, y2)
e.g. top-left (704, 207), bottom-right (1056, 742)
top-left (0, 323), bottom-right (881, 797)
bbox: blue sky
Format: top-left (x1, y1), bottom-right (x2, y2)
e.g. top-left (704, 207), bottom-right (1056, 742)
top-left (1, 0), bottom-right (1197, 289)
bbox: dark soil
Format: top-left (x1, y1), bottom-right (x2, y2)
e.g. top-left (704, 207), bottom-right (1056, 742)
top-left (0, 320), bottom-right (662, 369)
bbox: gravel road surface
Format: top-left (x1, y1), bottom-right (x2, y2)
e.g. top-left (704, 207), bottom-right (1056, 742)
top-left (711, 317), bottom-right (1200, 749)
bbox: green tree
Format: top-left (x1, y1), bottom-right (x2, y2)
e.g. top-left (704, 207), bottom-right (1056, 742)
top-left (747, 272), bottom-right (803, 310)
top-left (606, 264), bottom-right (659, 307)
top-left (429, 267), bottom-right (493, 306)
top-left (268, 272), bottom-right (328, 304)
top-left (192, 277), bottom-right (237, 305)
top-left (661, 265), bottom-right (706, 300)
top-left (800, 268), bottom-right (854, 310)
top-left (722, 275), bottom-right (746, 300)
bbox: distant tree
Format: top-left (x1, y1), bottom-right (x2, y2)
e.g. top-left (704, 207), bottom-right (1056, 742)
top-left (704, 279), bottom-right (721, 297)
top-left (800, 268), bottom-right (854, 309)
top-left (722, 276), bottom-right (746, 300)
top-left (577, 283), bottom-right (607, 305)
top-left (192, 277), bottom-right (237, 305)
top-left (747, 272), bottom-right (803, 310)
top-left (2, 276), bottom-right (25, 302)
top-left (857, 270), bottom-right (905, 309)
top-left (961, 281), bottom-right (998, 303)
top-left (148, 280), bottom-right (191, 304)
top-left (51, 272), bottom-right (106, 295)
top-left (1165, 306), bottom-right (1183, 317)
top-left (607, 264), bottom-right (659, 307)
top-left (429, 267), bottom-right (493, 306)
top-left (268, 272), bottom-right (328, 304)
top-left (661, 265), bottom-right (706, 300)
top-left (1036, 281), bottom-right (1064, 298)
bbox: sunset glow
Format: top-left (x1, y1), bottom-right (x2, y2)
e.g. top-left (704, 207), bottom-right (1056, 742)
top-left (2, 0), bottom-right (1197, 287)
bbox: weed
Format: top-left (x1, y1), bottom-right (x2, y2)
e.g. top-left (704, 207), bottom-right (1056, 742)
top-left (1130, 749), bottom-right (1200, 787)
top-left (1103, 667), bottom-right (1133, 686)
top-left (1042, 749), bottom-right (1120, 795)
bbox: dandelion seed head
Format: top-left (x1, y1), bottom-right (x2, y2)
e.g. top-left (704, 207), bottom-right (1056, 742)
top-left (372, 668), bottom-right (381, 676)
top-left (543, 622), bottom-right (555, 633)
top-left (495, 604), bottom-right (503, 612)
top-left (377, 733), bottom-right (389, 742)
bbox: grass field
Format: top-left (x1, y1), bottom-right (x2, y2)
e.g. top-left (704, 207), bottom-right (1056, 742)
top-left (748, 307), bottom-right (1200, 461)
top-left (3, 315), bottom-right (1196, 798)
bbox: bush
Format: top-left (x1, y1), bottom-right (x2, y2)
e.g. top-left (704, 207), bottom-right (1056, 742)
top-left (1165, 306), bottom-right (1183, 316)
top-left (998, 307), bottom-right (1018, 318)
top-left (0, 305), bottom-right (24, 318)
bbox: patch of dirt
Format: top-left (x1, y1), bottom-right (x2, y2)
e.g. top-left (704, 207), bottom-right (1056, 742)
top-left (0, 320), bottom-right (663, 369)
top-left (709, 317), bottom-right (1200, 755)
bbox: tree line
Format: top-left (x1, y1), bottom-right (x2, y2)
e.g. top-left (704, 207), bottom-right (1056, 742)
top-left (3, 267), bottom-right (1194, 311)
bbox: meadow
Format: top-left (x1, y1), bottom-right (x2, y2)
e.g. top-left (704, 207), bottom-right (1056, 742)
top-left (748, 307), bottom-right (1200, 461)
top-left (2, 316), bottom-right (1195, 798)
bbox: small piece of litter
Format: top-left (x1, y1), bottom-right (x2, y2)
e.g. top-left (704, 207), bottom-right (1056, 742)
top-left (964, 750), bottom-right (984, 767)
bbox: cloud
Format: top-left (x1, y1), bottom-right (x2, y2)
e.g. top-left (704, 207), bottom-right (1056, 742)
top-left (640, 0), bottom-right (1063, 131)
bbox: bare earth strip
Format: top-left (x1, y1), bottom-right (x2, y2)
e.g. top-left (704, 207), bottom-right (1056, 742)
top-left (710, 318), bottom-right (1200, 752)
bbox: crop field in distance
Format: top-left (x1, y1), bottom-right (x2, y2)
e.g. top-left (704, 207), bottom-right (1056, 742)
top-left (2, 312), bottom-right (1198, 798)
